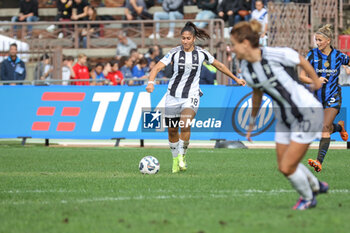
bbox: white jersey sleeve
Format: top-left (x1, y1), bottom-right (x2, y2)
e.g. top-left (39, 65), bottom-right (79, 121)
top-left (264, 47), bottom-right (300, 67)
top-left (196, 46), bottom-right (215, 64)
top-left (203, 49), bottom-right (215, 64)
top-left (160, 46), bottom-right (181, 66)
top-left (282, 48), bottom-right (300, 66)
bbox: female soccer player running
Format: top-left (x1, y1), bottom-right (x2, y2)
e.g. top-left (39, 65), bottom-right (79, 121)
top-left (230, 20), bottom-right (328, 210)
top-left (146, 21), bottom-right (246, 173)
top-left (300, 24), bottom-right (350, 172)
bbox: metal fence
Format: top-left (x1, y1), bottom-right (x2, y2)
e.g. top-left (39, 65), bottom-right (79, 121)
top-left (1, 1), bottom-right (349, 85)
top-left (0, 19), bottom-right (231, 84)
top-left (267, 0), bottom-right (349, 55)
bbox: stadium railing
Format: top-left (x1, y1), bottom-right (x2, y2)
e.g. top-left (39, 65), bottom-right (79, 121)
top-left (0, 5), bottom-right (200, 19)
top-left (0, 19), bottom-right (230, 84)
top-left (0, 19), bottom-right (224, 50)
top-left (0, 78), bottom-right (170, 86)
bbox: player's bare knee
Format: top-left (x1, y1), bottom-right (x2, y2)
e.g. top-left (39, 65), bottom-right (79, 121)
top-left (180, 127), bottom-right (191, 134)
top-left (278, 164), bottom-right (295, 176)
top-left (322, 124), bottom-right (333, 133)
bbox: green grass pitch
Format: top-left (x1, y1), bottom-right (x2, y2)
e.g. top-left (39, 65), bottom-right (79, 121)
top-left (0, 144), bottom-right (349, 233)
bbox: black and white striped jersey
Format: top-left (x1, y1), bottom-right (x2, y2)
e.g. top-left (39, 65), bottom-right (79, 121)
top-left (240, 47), bottom-right (322, 128)
top-left (160, 45), bottom-right (215, 98)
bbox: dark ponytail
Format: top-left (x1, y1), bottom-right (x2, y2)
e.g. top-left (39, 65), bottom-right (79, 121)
top-left (181, 21), bottom-right (211, 40)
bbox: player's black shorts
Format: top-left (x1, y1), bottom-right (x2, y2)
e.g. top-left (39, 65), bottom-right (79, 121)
top-left (165, 117), bottom-right (180, 128)
top-left (322, 90), bottom-right (341, 110)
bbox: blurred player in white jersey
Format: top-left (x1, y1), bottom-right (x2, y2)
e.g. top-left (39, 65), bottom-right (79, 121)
top-left (146, 21), bottom-right (246, 173)
top-left (230, 20), bottom-right (328, 210)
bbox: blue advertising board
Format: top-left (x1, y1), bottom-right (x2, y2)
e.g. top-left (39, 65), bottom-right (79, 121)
top-left (0, 85), bottom-right (348, 141)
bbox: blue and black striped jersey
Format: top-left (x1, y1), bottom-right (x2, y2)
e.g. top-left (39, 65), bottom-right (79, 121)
top-left (306, 47), bottom-right (350, 102)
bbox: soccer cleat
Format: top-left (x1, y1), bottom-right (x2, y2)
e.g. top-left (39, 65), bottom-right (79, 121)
top-left (308, 159), bottom-right (322, 172)
top-left (338, 121), bottom-right (348, 141)
top-left (178, 154), bottom-right (187, 171)
top-left (314, 181), bottom-right (329, 196)
top-left (172, 156), bottom-right (180, 173)
top-left (293, 197), bottom-right (317, 210)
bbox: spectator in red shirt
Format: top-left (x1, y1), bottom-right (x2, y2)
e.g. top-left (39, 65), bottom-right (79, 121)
top-left (72, 53), bottom-right (90, 85)
top-left (106, 60), bottom-right (124, 85)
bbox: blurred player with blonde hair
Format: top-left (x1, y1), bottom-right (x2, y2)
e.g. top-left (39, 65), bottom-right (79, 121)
top-left (300, 24), bottom-right (350, 172)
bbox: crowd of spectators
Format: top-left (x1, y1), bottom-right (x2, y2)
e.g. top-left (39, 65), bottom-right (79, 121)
top-left (1, 0), bottom-right (319, 85)
top-left (7, 0), bottom-right (275, 39)
top-left (0, 40), bottom-right (219, 85)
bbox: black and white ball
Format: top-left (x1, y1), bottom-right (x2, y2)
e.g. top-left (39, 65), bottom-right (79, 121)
top-left (139, 156), bottom-right (160, 174)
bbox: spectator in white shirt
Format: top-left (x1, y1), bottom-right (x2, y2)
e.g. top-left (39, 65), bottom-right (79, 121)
top-left (62, 56), bottom-right (75, 85)
top-left (251, 0), bottom-right (268, 46)
top-left (339, 65), bottom-right (350, 86)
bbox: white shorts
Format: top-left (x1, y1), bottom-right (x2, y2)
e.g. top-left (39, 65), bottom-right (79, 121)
top-left (164, 93), bottom-right (200, 118)
top-left (275, 117), bottom-right (323, 144)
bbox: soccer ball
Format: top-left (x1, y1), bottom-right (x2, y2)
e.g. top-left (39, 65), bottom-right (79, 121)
top-left (139, 156), bottom-right (160, 174)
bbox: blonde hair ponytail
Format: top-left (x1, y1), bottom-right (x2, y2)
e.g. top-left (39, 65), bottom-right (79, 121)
top-left (316, 24), bottom-right (333, 42)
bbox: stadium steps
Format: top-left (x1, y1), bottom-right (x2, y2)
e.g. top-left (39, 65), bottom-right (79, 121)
top-left (0, 5), bottom-right (199, 20)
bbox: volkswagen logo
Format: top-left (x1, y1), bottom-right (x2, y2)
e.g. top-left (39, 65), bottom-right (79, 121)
top-left (232, 92), bottom-right (275, 137)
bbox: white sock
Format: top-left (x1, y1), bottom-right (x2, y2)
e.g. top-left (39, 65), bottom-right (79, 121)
top-left (298, 163), bottom-right (320, 192)
top-left (169, 141), bottom-right (179, 158)
top-left (287, 166), bottom-right (313, 201)
top-left (178, 139), bottom-right (189, 155)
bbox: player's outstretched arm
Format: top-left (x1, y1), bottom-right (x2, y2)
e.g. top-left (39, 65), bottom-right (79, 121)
top-left (298, 55), bottom-right (323, 90)
top-left (299, 69), bottom-right (313, 84)
top-left (300, 67), bottom-right (327, 84)
top-left (146, 61), bottom-right (166, 93)
top-left (211, 59), bottom-right (246, 86)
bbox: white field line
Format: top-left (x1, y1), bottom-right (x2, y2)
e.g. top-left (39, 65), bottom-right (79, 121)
top-left (55, 142), bottom-right (347, 149)
top-left (1, 189), bottom-right (296, 194)
top-left (1, 189), bottom-right (349, 194)
top-left (1, 189), bottom-right (349, 205)
top-left (0, 189), bottom-right (87, 194)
